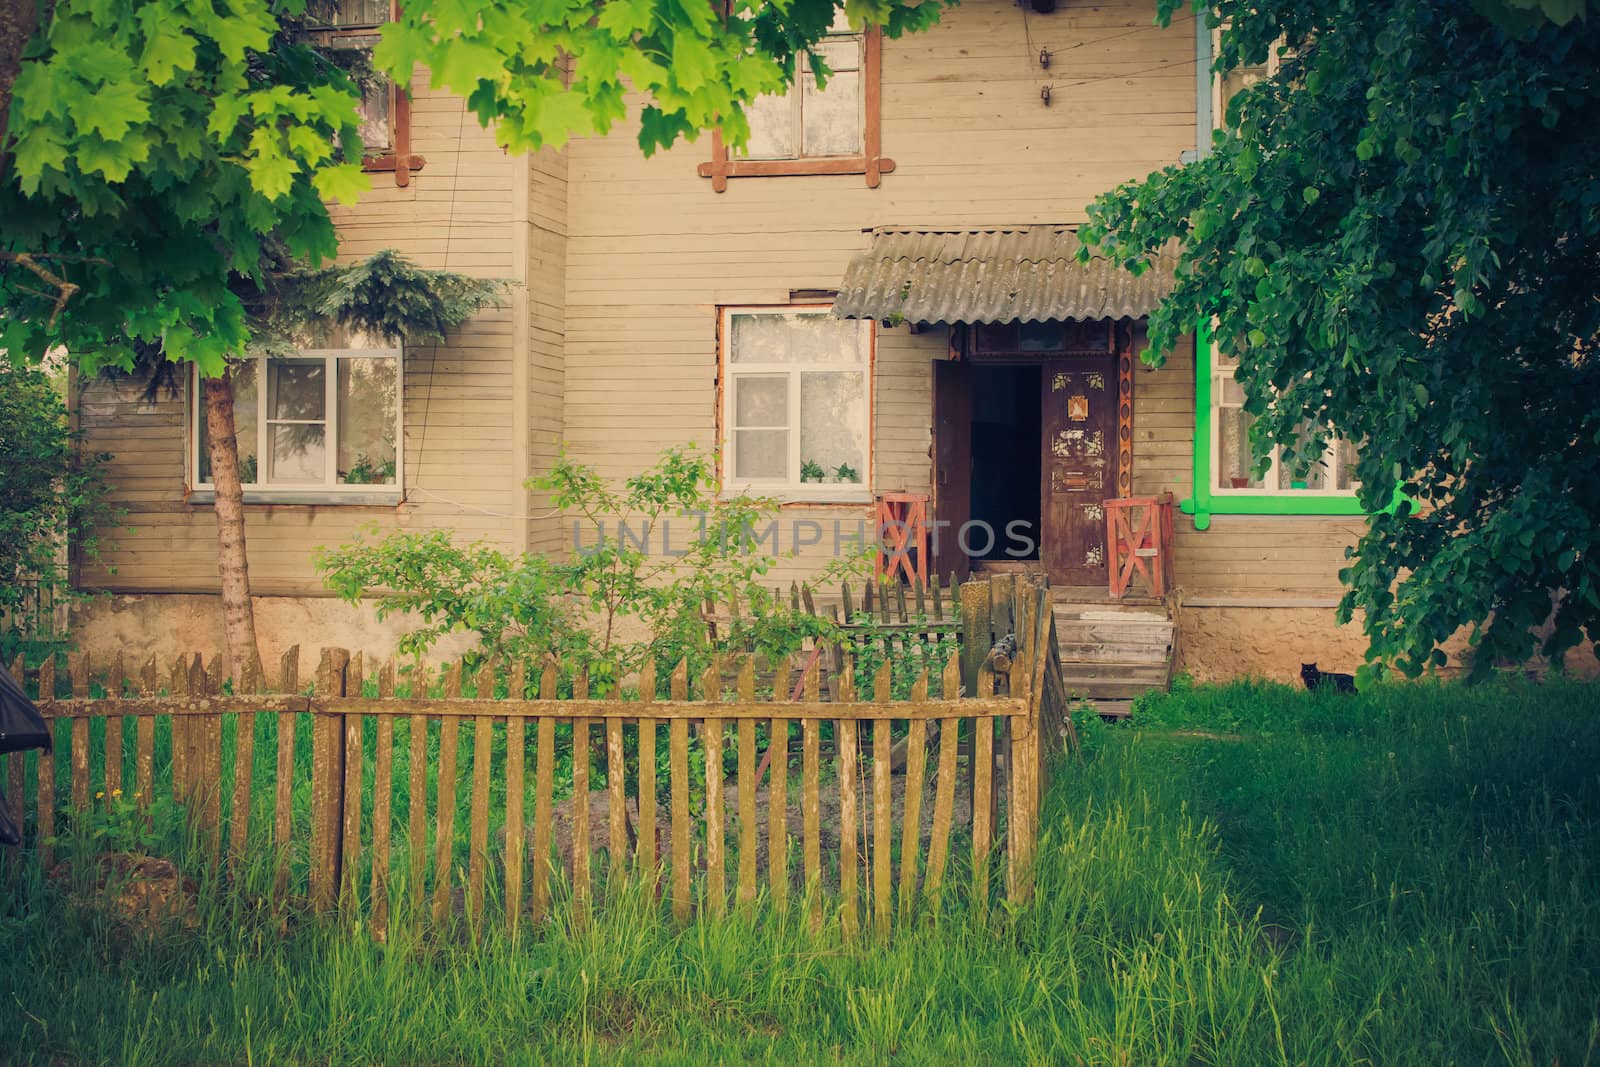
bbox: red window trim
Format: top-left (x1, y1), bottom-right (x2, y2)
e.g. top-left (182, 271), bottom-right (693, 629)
top-left (320, 1), bottom-right (425, 187)
top-left (698, 27), bottom-right (892, 192)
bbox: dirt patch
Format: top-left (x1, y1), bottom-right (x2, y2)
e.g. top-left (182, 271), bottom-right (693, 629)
top-left (48, 853), bottom-right (199, 938)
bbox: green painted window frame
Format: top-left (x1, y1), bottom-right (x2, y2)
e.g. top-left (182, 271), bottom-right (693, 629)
top-left (1180, 324), bottom-right (1371, 530)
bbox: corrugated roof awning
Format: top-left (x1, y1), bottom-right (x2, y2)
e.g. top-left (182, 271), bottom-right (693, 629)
top-left (831, 227), bottom-right (1178, 325)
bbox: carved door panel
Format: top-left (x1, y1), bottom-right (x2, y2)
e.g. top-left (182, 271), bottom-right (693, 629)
top-left (1041, 358), bottom-right (1117, 585)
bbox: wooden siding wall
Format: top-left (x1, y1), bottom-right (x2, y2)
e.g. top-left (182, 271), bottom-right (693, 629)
top-left (78, 76), bottom-right (527, 595)
top-left (523, 144), bottom-right (570, 557)
top-left (562, 0), bottom-right (1201, 585)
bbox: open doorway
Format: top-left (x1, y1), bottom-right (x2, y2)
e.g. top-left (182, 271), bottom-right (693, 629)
top-left (969, 364), bottom-right (1041, 561)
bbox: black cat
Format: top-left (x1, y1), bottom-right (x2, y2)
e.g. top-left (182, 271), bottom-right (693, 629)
top-left (1301, 662), bottom-right (1357, 694)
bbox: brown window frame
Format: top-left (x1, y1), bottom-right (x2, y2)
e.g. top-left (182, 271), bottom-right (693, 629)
top-left (698, 27), bottom-right (893, 192)
top-left (303, 0), bottom-right (425, 187)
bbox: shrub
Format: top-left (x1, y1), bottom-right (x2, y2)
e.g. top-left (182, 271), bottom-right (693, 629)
top-left (315, 445), bottom-right (871, 693)
top-left (0, 361), bottom-right (114, 659)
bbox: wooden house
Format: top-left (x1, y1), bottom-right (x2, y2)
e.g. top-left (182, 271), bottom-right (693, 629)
top-left (70, 0), bottom-right (1384, 693)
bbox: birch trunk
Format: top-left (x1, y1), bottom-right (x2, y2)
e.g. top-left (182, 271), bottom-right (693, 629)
top-left (202, 370), bottom-right (263, 685)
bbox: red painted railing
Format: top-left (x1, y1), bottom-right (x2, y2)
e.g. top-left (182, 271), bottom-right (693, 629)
top-left (1105, 493), bottom-right (1175, 598)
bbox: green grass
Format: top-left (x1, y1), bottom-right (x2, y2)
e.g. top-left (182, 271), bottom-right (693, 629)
top-left (4, 677), bottom-right (1599, 1064)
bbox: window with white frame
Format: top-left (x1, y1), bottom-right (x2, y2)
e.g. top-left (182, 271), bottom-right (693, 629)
top-left (719, 306), bottom-right (872, 501)
top-left (192, 331), bottom-right (402, 498)
top-left (740, 15), bottom-right (864, 160)
top-left (1212, 349), bottom-right (1356, 495)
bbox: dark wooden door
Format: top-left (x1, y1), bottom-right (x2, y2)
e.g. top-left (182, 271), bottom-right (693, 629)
top-left (1041, 357), bottom-right (1117, 586)
top-left (931, 359), bottom-right (973, 582)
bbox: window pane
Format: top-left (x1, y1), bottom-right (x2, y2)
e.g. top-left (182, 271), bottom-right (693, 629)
top-left (1217, 406), bottom-right (1261, 489)
top-left (734, 429), bottom-right (788, 480)
top-left (741, 89), bottom-right (796, 160)
top-left (800, 371), bottom-right (865, 481)
top-left (198, 365), bottom-right (259, 484)
top-left (802, 67), bottom-right (862, 156)
top-left (358, 79), bottom-right (392, 153)
top-left (1335, 436), bottom-right (1358, 491)
top-left (268, 359), bottom-right (325, 421)
top-left (338, 357), bottom-right (398, 484)
top-left (1276, 425), bottom-right (1328, 490)
top-left (731, 313), bottom-right (860, 364)
top-left (974, 322), bottom-right (1018, 352)
top-left (1018, 321), bottom-right (1063, 352)
top-left (806, 38), bottom-right (862, 75)
top-left (1218, 378), bottom-right (1247, 405)
top-left (267, 424), bottom-right (327, 484)
top-left (734, 374), bottom-right (788, 428)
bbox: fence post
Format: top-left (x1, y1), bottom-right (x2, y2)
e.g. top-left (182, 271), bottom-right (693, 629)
top-left (1007, 581), bottom-right (1040, 905)
top-left (309, 648), bottom-right (349, 913)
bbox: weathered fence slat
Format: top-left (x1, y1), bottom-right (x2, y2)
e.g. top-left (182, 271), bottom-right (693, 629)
top-left (669, 658), bottom-right (690, 922)
top-left (432, 661), bottom-right (463, 924)
top-left (36, 657), bottom-right (56, 867)
top-left (341, 653), bottom-right (365, 908)
top-left (871, 663), bottom-right (893, 937)
top-left (736, 658), bottom-right (757, 908)
top-left (636, 662), bottom-right (657, 879)
top-left (470, 710), bottom-right (493, 923)
top-left (925, 657), bottom-right (962, 911)
top-left (69, 654), bottom-right (89, 813)
top-left (607, 711), bottom-right (627, 876)
top-left (372, 660), bottom-right (396, 937)
top-left (532, 663), bottom-right (557, 925)
top-left (503, 662), bottom-right (526, 933)
top-left (972, 663), bottom-right (997, 926)
top-left (572, 668), bottom-right (592, 913)
top-left (899, 671), bottom-right (930, 920)
top-left (703, 660), bottom-right (726, 919)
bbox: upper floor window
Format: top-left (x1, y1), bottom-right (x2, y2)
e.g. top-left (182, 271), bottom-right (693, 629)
top-left (302, 0), bottom-right (424, 186)
top-left (743, 17), bottom-right (863, 160)
top-left (719, 307), bottom-right (872, 502)
top-left (699, 21), bottom-right (893, 191)
top-left (1210, 348), bottom-right (1356, 497)
top-left (191, 330), bottom-right (403, 503)
top-left (1212, 27), bottom-right (1282, 131)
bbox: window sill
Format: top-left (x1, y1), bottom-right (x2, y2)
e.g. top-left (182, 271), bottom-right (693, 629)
top-left (1180, 492), bottom-right (1368, 531)
top-left (721, 486), bottom-right (873, 506)
top-left (187, 488), bottom-right (404, 507)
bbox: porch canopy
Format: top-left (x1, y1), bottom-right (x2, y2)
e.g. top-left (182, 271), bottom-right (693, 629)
top-left (830, 226), bottom-right (1179, 325)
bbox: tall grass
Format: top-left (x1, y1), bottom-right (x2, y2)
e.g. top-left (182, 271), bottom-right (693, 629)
top-left (3, 677), bottom-right (1598, 1064)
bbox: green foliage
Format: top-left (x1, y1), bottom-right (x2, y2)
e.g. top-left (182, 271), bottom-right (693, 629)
top-left (1082, 1), bottom-right (1600, 679)
top-left (2, 0), bottom-right (371, 377)
top-left (799, 458), bottom-right (825, 483)
top-left (833, 462), bottom-right (859, 484)
top-left (0, 362), bottom-right (114, 655)
top-left (845, 613), bottom-right (958, 699)
top-left (376, 0), bottom-right (950, 157)
top-left (316, 445), bottom-right (870, 692)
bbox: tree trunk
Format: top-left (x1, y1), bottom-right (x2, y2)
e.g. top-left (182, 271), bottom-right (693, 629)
top-left (203, 370), bottom-right (264, 685)
top-left (0, 0), bottom-right (44, 174)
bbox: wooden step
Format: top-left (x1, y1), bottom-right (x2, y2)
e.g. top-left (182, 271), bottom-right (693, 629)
top-left (1056, 639), bottom-right (1171, 664)
top-left (1054, 619), bottom-right (1175, 646)
top-left (1060, 660), bottom-right (1171, 684)
top-left (1061, 680), bottom-right (1167, 700)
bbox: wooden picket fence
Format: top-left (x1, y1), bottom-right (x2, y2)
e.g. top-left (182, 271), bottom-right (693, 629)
top-left (3, 577), bottom-right (1075, 937)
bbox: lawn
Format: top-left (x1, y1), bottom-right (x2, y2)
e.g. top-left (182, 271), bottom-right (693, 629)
top-left (2, 676), bottom-right (1597, 1065)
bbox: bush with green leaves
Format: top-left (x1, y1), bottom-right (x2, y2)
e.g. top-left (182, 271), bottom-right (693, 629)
top-left (316, 445), bottom-right (870, 694)
top-left (0, 361), bottom-right (114, 657)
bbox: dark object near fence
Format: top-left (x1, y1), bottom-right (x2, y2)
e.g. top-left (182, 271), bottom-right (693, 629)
top-left (0, 660), bottom-right (51, 846)
top-left (0, 660), bottom-right (52, 755)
